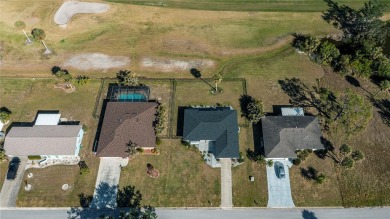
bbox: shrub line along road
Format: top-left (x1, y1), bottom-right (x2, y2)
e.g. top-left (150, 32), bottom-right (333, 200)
top-left (1, 207), bottom-right (390, 219)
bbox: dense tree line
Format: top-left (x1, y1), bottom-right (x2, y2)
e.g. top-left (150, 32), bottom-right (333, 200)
top-left (293, 0), bottom-right (390, 86)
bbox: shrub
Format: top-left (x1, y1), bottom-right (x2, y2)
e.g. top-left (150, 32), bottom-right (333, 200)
top-left (0, 109), bottom-right (11, 123)
top-left (266, 159), bottom-right (274, 167)
top-left (27, 155), bottom-right (42, 160)
top-left (339, 144), bottom-right (351, 155)
top-left (315, 173), bottom-right (327, 184)
top-left (238, 152), bottom-right (244, 163)
top-left (293, 158), bottom-right (302, 165)
top-left (247, 98), bottom-right (264, 124)
top-left (79, 161), bottom-right (90, 175)
top-left (136, 148), bottom-right (144, 154)
top-left (76, 75), bottom-right (90, 85)
top-left (181, 139), bottom-right (191, 147)
top-left (351, 150), bottom-right (364, 161)
top-left (341, 157), bottom-right (354, 169)
top-left (155, 137), bottom-right (162, 145)
top-left (82, 124), bottom-right (88, 132)
top-left (297, 149), bottom-right (310, 161)
top-left (151, 148), bottom-right (159, 154)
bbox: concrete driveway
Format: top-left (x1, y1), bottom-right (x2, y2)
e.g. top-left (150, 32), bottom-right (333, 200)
top-left (90, 158), bottom-right (127, 209)
top-left (220, 158), bottom-right (233, 208)
top-left (0, 157), bottom-right (27, 207)
top-left (266, 159), bottom-right (295, 208)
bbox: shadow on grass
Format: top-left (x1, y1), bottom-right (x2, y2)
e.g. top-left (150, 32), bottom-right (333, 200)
top-left (190, 68), bottom-right (214, 90)
top-left (371, 98), bottom-right (390, 127)
top-left (300, 166), bottom-right (318, 180)
top-left (302, 209), bottom-right (318, 219)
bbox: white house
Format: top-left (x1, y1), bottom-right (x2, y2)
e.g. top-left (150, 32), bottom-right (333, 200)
top-left (4, 113), bottom-right (83, 159)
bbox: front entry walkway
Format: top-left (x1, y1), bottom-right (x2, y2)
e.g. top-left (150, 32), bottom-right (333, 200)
top-left (220, 158), bottom-right (233, 208)
top-left (266, 159), bottom-right (295, 208)
top-left (0, 157), bottom-right (27, 207)
top-left (90, 157), bottom-right (127, 209)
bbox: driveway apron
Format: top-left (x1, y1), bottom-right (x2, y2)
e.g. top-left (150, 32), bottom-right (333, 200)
top-left (266, 160), bottom-right (295, 208)
top-left (0, 157), bottom-right (27, 207)
top-left (90, 158), bottom-right (122, 209)
top-left (220, 158), bottom-right (233, 208)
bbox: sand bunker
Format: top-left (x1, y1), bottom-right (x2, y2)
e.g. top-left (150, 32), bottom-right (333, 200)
top-left (54, 1), bottom-right (110, 25)
top-left (141, 58), bottom-right (214, 72)
top-left (64, 53), bottom-right (130, 70)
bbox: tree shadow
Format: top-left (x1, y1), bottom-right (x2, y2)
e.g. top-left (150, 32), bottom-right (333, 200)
top-left (239, 94), bottom-right (253, 119)
top-left (190, 68), bottom-right (214, 90)
top-left (78, 193), bottom-right (93, 208)
top-left (252, 122), bottom-right (264, 154)
top-left (0, 107), bottom-right (12, 114)
top-left (314, 137), bottom-right (340, 163)
top-left (90, 182), bottom-right (118, 209)
top-left (176, 106), bottom-right (189, 136)
top-left (302, 209), bottom-right (318, 219)
top-left (116, 185), bottom-right (142, 208)
top-left (300, 166), bottom-right (318, 180)
top-left (345, 75), bottom-right (372, 96)
top-left (371, 98), bottom-right (390, 127)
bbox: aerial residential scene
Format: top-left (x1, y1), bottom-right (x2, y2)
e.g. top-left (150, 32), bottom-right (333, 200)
top-left (0, 0), bottom-right (389, 218)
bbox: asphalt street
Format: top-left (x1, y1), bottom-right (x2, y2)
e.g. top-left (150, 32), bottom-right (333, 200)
top-left (0, 207), bottom-right (390, 219)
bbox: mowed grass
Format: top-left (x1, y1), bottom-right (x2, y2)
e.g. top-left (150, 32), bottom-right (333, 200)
top-left (0, 78), bottom-right (101, 206)
top-left (106, 0), bottom-right (388, 12)
top-left (232, 127), bottom-right (268, 206)
top-left (119, 139), bottom-right (221, 207)
top-left (0, 161), bottom-right (9, 192)
top-left (0, 0), bottom-right (342, 77)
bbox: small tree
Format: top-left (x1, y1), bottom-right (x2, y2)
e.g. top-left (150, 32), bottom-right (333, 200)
top-left (31, 28), bottom-right (50, 52)
top-left (79, 161), bottom-right (90, 175)
top-left (351, 150), bottom-right (364, 161)
top-left (315, 41), bottom-right (340, 64)
top-left (116, 70), bottom-right (140, 86)
top-left (379, 80), bottom-right (390, 92)
top-left (266, 159), bottom-right (274, 167)
top-left (315, 173), bottom-right (327, 184)
top-left (341, 157), bottom-right (354, 169)
top-left (246, 98), bottom-right (264, 124)
top-left (212, 73), bottom-right (222, 92)
top-left (339, 144), bottom-right (351, 155)
top-left (0, 108), bottom-right (11, 123)
top-left (15, 21), bottom-right (26, 29)
top-left (126, 141), bottom-right (138, 156)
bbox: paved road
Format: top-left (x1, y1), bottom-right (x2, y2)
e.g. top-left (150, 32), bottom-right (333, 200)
top-left (266, 160), bottom-right (295, 208)
top-left (0, 157), bottom-right (27, 207)
top-left (220, 158), bottom-right (232, 208)
top-left (90, 158), bottom-right (123, 209)
top-left (1, 207), bottom-right (390, 219)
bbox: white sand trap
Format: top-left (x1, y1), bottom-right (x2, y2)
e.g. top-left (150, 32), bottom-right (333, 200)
top-left (54, 1), bottom-right (110, 25)
top-left (64, 53), bottom-right (130, 70)
top-left (141, 58), bottom-right (215, 72)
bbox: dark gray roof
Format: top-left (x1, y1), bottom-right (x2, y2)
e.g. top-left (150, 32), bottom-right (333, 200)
top-left (183, 107), bottom-right (239, 159)
top-left (262, 116), bottom-right (324, 158)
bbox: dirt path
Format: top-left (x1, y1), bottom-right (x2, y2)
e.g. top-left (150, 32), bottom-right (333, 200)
top-left (54, 1), bottom-right (110, 26)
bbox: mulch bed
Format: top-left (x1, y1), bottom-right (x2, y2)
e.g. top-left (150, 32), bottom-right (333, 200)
top-left (54, 83), bottom-right (76, 93)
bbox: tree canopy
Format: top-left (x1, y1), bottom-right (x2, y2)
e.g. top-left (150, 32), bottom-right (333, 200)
top-left (31, 28), bottom-right (46, 41)
top-left (14, 21), bottom-right (26, 29)
top-left (247, 98), bottom-right (264, 124)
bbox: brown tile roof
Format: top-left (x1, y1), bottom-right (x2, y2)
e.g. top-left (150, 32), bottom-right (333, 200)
top-left (96, 102), bottom-right (157, 157)
top-left (4, 125), bottom-right (82, 156)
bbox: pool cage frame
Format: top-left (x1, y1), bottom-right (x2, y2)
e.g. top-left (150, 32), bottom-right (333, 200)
top-left (107, 85), bottom-right (150, 102)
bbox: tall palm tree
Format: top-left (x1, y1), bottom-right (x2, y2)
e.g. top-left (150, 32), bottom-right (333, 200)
top-left (31, 28), bottom-right (50, 53)
top-left (212, 73), bottom-right (222, 92)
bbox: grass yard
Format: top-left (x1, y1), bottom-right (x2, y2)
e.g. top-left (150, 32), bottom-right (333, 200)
top-left (106, 0), bottom-right (389, 12)
top-left (0, 78), bottom-right (101, 206)
top-left (0, 161), bottom-right (9, 191)
top-left (119, 139), bottom-right (221, 207)
top-left (232, 126), bottom-right (268, 207)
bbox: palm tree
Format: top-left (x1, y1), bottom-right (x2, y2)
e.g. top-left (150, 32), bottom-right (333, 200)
top-left (212, 73), bottom-right (222, 92)
top-left (126, 141), bottom-right (137, 156)
top-left (31, 28), bottom-right (50, 53)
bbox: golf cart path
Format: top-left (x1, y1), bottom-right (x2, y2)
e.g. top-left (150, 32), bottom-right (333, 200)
top-left (54, 1), bottom-right (110, 25)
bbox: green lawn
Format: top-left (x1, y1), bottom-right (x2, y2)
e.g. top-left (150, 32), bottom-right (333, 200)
top-left (119, 139), bottom-right (221, 207)
top-left (105, 0), bottom-right (389, 12)
top-left (0, 78), bottom-right (101, 206)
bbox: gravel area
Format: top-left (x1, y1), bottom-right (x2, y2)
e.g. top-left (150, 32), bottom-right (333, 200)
top-left (141, 57), bottom-right (214, 72)
top-left (63, 53), bottom-right (130, 70)
top-left (54, 1), bottom-right (110, 25)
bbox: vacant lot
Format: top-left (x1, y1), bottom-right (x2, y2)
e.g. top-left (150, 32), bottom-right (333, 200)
top-left (119, 139), bottom-right (221, 207)
top-left (0, 78), bottom-right (101, 206)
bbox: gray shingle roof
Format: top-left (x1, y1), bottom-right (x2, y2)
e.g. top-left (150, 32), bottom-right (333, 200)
top-left (183, 107), bottom-right (239, 159)
top-left (96, 102), bottom-right (157, 157)
top-left (262, 116), bottom-right (324, 158)
top-left (4, 125), bottom-right (82, 156)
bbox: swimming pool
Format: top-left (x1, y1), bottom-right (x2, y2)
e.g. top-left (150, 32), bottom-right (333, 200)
top-left (118, 93), bottom-right (147, 102)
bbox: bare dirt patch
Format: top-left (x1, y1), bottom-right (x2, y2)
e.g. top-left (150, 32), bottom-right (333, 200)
top-left (141, 57), bottom-right (214, 72)
top-left (54, 1), bottom-right (110, 26)
top-left (63, 53), bottom-right (130, 70)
